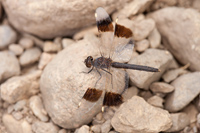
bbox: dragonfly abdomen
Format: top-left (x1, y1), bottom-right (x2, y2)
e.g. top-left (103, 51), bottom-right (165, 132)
top-left (111, 62), bottom-right (160, 72)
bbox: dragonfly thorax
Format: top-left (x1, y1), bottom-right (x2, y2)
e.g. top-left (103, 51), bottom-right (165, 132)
top-left (93, 56), bottom-right (112, 69)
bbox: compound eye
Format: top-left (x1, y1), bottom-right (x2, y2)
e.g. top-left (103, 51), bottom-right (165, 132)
top-left (89, 56), bottom-right (93, 61)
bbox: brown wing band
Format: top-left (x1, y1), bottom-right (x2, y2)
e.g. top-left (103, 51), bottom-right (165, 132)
top-left (103, 92), bottom-right (123, 106)
top-left (115, 24), bottom-right (133, 38)
top-left (83, 88), bottom-right (103, 102)
top-left (97, 17), bottom-right (114, 32)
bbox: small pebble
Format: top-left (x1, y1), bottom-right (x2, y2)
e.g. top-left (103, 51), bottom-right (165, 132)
top-left (13, 99), bottom-right (27, 111)
top-left (9, 44), bottom-right (24, 56)
top-left (147, 95), bottom-right (164, 108)
top-left (101, 119), bottom-right (111, 133)
top-left (43, 41), bottom-right (62, 53)
top-left (19, 37), bottom-right (34, 49)
top-left (12, 111), bottom-right (23, 120)
top-left (62, 38), bottom-right (75, 48)
top-left (135, 39), bottom-right (149, 52)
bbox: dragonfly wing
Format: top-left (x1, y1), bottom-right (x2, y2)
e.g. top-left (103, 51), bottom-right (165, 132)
top-left (111, 19), bottom-right (134, 63)
top-left (95, 7), bottom-right (114, 57)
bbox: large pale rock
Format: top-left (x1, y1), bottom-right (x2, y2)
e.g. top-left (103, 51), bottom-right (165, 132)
top-left (111, 96), bottom-right (172, 133)
top-left (149, 7), bottom-right (200, 71)
top-left (3, 114), bottom-right (32, 133)
top-left (2, 0), bottom-right (130, 39)
top-left (1, 70), bottom-right (41, 103)
top-left (40, 34), bottom-right (130, 128)
top-left (0, 51), bottom-right (20, 82)
top-left (165, 72), bottom-right (200, 112)
top-left (32, 121), bottom-right (59, 133)
top-left (127, 49), bottom-right (173, 89)
top-left (0, 25), bottom-right (17, 49)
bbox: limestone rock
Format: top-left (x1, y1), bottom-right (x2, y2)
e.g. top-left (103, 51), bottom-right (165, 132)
top-left (3, 114), bottom-right (32, 133)
top-left (147, 95), bottom-right (164, 108)
top-left (62, 38), bottom-right (75, 49)
top-left (135, 39), bottom-right (149, 52)
top-left (40, 34), bottom-right (129, 128)
top-left (0, 25), bottom-right (17, 49)
top-left (101, 119), bottom-right (111, 133)
top-left (9, 44), bottom-right (24, 56)
top-left (116, 0), bottom-right (154, 18)
top-left (165, 72), bottom-right (200, 112)
top-left (29, 95), bottom-right (49, 122)
top-left (150, 82), bottom-right (175, 94)
top-left (19, 47), bottom-right (42, 67)
top-left (13, 100), bottom-right (27, 111)
top-left (122, 86), bottom-right (138, 102)
top-left (148, 28), bottom-right (161, 48)
top-left (162, 68), bottom-right (188, 83)
top-left (38, 52), bottom-right (55, 70)
top-left (133, 18), bottom-right (155, 41)
top-left (32, 121), bottom-right (59, 133)
top-left (183, 104), bottom-right (198, 124)
top-left (149, 7), bottom-right (200, 71)
top-left (165, 113), bottom-right (190, 132)
top-left (127, 49), bottom-right (173, 89)
top-left (111, 96), bottom-right (172, 133)
top-left (19, 37), bottom-right (34, 49)
top-left (0, 51), bottom-right (20, 82)
top-left (2, 0), bottom-right (130, 39)
top-left (43, 41), bottom-right (62, 53)
top-left (75, 125), bottom-right (90, 133)
top-left (1, 70), bottom-right (41, 103)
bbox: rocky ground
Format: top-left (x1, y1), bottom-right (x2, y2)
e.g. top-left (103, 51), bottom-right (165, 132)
top-left (0, 0), bottom-right (200, 133)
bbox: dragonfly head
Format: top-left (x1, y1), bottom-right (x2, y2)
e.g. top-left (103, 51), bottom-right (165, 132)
top-left (84, 56), bottom-right (94, 68)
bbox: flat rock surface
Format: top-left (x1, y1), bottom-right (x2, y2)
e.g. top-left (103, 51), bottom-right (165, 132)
top-left (0, 51), bottom-right (20, 82)
top-left (127, 49), bottom-right (173, 89)
top-left (40, 34), bottom-right (129, 128)
top-left (149, 7), bottom-right (200, 71)
top-left (165, 72), bottom-right (200, 112)
top-left (1, 70), bottom-right (41, 104)
top-left (2, 0), bottom-right (130, 39)
top-left (0, 25), bottom-right (17, 49)
top-left (111, 96), bottom-right (172, 133)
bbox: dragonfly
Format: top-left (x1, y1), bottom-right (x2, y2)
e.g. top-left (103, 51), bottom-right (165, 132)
top-left (79, 7), bottom-right (160, 110)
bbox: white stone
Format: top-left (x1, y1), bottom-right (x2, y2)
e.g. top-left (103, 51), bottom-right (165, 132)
top-left (3, 114), bottom-right (32, 133)
top-left (1, 70), bottom-right (41, 103)
top-left (29, 95), bottom-right (49, 122)
top-left (9, 44), bottom-right (24, 56)
top-left (0, 25), bottom-right (17, 49)
top-left (19, 37), bottom-right (34, 49)
top-left (111, 96), bottom-right (172, 133)
top-left (19, 47), bottom-right (41, 66)
top-left (32, 121), bottom-right (59, 133)
top-left (0, 51), bottom-right (20, 82)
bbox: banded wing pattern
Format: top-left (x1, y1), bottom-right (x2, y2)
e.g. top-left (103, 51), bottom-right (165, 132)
top-left (80, 7), bottom-right (133, 108)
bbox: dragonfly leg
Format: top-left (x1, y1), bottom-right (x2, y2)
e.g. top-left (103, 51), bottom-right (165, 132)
top-left (94, 68), bottom-right (102, 87)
